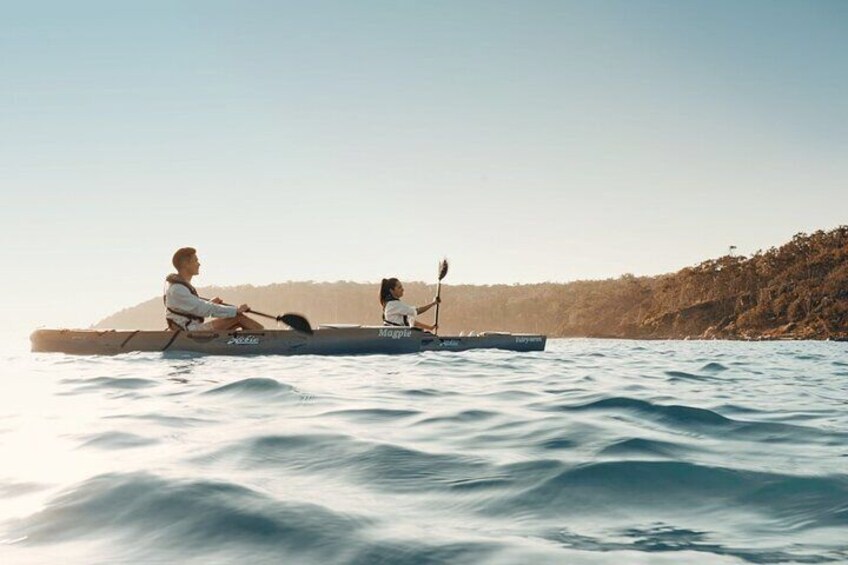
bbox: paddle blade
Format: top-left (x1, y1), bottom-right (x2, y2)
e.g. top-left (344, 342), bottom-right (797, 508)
top-left (438, 258), bottom-right (449, 281)
top-left (278, 313), bottom-right (314, 335)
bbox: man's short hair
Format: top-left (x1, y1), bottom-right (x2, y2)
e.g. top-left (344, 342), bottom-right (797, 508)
top-left (172, 247), bottom-right (197, 270)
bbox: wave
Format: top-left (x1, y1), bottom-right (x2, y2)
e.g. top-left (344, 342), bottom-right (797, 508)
top-left (0, 481), bottom-right (48, 499)
top-left (195, 434), bottom-right (495, 494)
top-left (559, 396), bottom-right (847, 443)
top-left (400, 388), bottom-right (444, 398)
top-left (77, 431), bottom-right (158, 450)
top-left (59, 376), bottom-right (157, 391)
top-left (1, 472), bottom-right (581, 564)
top-left (539, 437), bottom-right (579, 450)
top-left (570, 396), bottom-right (733, 426)
top-left (3, 472), bottom-right (370, 562)
top-left (663, 370), bottom-right (720, 382)
top-left (490, 460), bottom-right (848, 531)
top-left (317, 408), bottom-right (421, 421)
top-left (102, 413), bottom-right (214, 428)
top-left (415, 410), bottom-right (500, 425)
top-left (203, 377), bottom-right (295, 397)
top-left (548, 525), bottom-right (840, 563)
top-left (597, 437), bottom-right (688, 458)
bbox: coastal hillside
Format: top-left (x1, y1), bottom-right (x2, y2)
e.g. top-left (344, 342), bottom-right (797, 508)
top-left (97, 227), bottom-right (848, 339)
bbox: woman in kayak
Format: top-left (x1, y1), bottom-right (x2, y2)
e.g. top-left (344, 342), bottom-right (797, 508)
top-left (379, 278), bottom-right (440, 332)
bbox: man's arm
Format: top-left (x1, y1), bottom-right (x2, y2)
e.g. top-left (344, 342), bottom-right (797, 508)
top-left (168, 286), bottom-right (238, 319)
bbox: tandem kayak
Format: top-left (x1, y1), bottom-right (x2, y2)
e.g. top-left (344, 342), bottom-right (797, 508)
top-left (30, 326), bottom-right (547, 356)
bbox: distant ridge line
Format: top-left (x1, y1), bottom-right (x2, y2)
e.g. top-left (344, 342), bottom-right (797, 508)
top-left (97, 227), bottom-right (848, 340)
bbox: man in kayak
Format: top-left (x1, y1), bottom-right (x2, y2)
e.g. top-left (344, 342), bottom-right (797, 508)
top-left (164, 247), bottom-right (263, 331)
top-left (379, 277), bottom-right (440, 332)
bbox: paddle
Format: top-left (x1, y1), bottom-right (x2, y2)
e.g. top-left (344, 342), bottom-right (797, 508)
top-left (247, 310), bottom-right (314, 335)
top-left (434, 258), bottom-right (449, 336)
top-left (202, 297), bottom-right (313, 335)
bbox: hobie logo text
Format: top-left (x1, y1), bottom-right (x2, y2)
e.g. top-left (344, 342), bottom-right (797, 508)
top-left (227, 335), bottom-right (261, 346)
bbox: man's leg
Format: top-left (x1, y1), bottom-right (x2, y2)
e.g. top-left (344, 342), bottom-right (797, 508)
top-left (206, 315), bottom-right (264, 331)
top-left (206, 318), bottom-right (242, 331)
top-left (235, 313), bottom-right (264, 330)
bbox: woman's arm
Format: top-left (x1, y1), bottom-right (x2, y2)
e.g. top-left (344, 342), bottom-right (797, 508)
top-left (416, 296), bottom-right (441, 315)
top-left (414, 320), bottom-right (438, 332)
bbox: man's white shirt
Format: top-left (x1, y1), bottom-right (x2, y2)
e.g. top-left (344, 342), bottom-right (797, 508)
top-left (164, 284), bottom-right (237, 329)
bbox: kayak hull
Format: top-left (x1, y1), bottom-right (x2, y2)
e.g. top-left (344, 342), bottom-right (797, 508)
top-left (30, 327), bottom-right (547, 356)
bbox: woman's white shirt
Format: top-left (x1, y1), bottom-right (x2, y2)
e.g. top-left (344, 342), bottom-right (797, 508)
top-left (383, 300), bottom-right (417, 326)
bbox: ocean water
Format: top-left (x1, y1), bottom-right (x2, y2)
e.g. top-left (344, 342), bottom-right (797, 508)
top-left (1, 334), bottom-right (847, 564)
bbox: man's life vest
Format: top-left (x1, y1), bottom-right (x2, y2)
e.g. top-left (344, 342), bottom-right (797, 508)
top-left (164, 274), bottom-right (205, 331)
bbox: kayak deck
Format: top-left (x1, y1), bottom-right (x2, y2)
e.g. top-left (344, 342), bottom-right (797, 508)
top-left (31, 326), bottom-right (547, 356)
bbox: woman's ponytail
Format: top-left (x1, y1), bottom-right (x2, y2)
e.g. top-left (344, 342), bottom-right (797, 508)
top-left (379, 278), bottom-right (399, 307)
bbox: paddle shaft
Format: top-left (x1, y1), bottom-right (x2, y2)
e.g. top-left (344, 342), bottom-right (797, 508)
top-left (434, 281), bottom-right (442, 336)
top-left (433, 258), bottom-right (449, 337)
top-left (245, 309), bottom-right (278, 321)
top-left (201, 297), bottom-right (270, 319)
top-left (201, 298), bottom-right (283, 323)
top-left (197, 296), bottom-right (313, 334)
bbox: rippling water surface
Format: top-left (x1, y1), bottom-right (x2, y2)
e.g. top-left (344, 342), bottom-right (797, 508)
top-left (1, 335), bottom-right (847, 564)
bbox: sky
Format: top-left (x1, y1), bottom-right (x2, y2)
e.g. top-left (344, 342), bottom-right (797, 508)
top-left (2, 0), bottom-right (846, 329)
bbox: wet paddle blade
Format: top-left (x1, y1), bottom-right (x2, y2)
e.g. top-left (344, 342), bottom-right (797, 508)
top-left (438, 258), bottom-right (449, 281)
top-left (278, 313), bottom-right (314, 335)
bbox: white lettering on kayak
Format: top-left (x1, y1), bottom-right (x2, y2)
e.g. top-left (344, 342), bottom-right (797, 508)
top-left (515, 336), bottom-right (543, 344)
top-left (227, 335), bottom-right (261, 346)
top-left (440, 340), bottom-right (460, 347)
top-left (378, 328), bottom-right (413, 339)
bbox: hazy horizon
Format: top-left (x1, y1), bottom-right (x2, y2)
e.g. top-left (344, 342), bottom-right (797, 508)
top-left (3, 1), bottom-right (846, 329)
